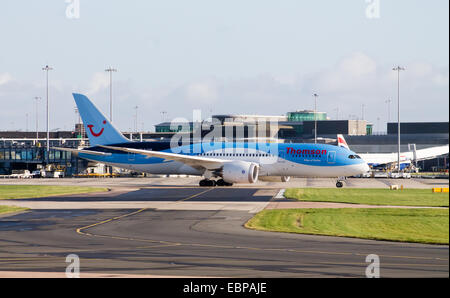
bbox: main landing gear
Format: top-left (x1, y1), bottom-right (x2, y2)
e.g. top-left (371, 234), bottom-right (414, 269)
top-left (199, 179), bottom-right (233, 187)
top-left (199, 179), bottom-right (216, 187)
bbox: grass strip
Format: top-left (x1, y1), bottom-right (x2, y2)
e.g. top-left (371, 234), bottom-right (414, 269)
top-left (246, 208), bottom-right (449, 245)
top-left (0, 205), bottom-right (29, 215)
top-left (0, 185), bottom-right (109, 200)
top-left (284, 188), bottom-right (449, 207)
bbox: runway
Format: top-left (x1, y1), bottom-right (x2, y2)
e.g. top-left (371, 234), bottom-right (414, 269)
top-left (0, 183), bottom-right (448, 278)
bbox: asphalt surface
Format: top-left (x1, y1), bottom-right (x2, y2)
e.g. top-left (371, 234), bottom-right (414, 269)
top-left (0, 185), bottom-right (448, 278)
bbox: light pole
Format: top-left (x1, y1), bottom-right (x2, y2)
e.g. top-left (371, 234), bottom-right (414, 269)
top-left (385, 99), bottom-right (391, 124)
top-left (34, 96), bottom-right (41, 141)
top-left (161, 111), bottom-right (167, 122)
top-left (42, 65), bottom-right (53, 160)
top-left (333, 107), bottom-right (339, 120)
top-left (134, 105), bottom-right (138, 133)
top-left (393, 66), bottom-right (405, 173)
top-left (105, 67), bottom-right (117, 122)
top-left (313, 93), bottom-right (318, 143)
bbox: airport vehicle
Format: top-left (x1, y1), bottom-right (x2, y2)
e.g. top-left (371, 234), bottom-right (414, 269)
top-left (8, 170), bottom-right (32, 179)
top-left (41, 170), bottom-right (65, 178)
top-left (31, 170), bottom-right (42, 178)
top-left (56, 94), bottom-right (369, 188)
top-left (337, 134), bottom-right (449, 170)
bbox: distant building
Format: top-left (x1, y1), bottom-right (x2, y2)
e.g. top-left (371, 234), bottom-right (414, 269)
top-left (74, 123), bottom-right (87, 138)
top-left (0, 108), bottom-right (447, 175)
top-left (155, 122), bottom-right (193, 133)
top-left (155, 111), bottom-right (372, 140)
top-left (287, 110), bottom-right (327, 122)
top-left (387, 122), bottom-right (449, 135)
top-left (290, 120), bottom-right (368, 137)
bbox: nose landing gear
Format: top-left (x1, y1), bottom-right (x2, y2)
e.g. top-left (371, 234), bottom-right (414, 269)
top-left (336, 176), bottom-right (346, 188)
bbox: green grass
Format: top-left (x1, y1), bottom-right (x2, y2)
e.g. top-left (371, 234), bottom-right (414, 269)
top-left (284, 188), bottom-right (449, 207)
top-left (0, 205), bottom-right (29, 214)
top-left (0, 185), bottom-right (109, 200)
top-left (246, 208), bottom-right (449, 244)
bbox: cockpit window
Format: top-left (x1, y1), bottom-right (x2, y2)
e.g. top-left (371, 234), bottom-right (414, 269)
top-left (348, 155), bottom-right (361, 159)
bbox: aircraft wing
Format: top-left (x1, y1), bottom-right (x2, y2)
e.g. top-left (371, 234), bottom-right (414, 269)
top-left (99, 145), bottom-right (231, 170)
top-left (359, 145), bottom-right (449, 165)
top-left (415, 145), bottom-right (449, 161)
top-left (52, 147), bottom-right (112, 156)
top-left (358, 152), bottom-right (409, 165)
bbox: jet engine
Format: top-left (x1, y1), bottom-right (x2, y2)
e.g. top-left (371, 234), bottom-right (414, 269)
top-left (222, 161), bottom-right (259, 184)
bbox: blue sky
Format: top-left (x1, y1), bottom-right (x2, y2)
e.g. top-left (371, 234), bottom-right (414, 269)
top-left (0, 0), bottom-right (448, 132)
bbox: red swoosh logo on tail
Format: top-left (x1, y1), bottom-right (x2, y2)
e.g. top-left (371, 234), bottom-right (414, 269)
top-left (87, 120), bottom-right (106, 137)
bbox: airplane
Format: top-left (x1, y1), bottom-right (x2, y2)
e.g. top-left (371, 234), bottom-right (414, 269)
top-left (337, 134), bottom-right (449, 169)
top-left (56, 93), bottom-right (370, 188)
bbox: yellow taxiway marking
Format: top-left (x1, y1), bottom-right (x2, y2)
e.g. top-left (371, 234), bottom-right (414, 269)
top-left (76, 188), bottom-right (215, 236)
top-left (140, 186), bottom-right (274, 190)
top-left (74, 188), bottom-right (448, 264)
top-left (317, 261), bottom-right (449, 267)
top-left (76, 208), bottom-right (148, 235)
top-left (135, 243), bottom-right (182, 249)
top-left (176, 188), bottom-right (215, 202)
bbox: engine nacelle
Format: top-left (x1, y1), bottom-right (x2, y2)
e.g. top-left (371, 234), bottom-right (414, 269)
top-left (222, 161), bottom-right (259, 184)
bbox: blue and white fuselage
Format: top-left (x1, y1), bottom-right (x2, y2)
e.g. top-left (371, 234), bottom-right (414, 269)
top-left (80, 141), bottom-right (368, 178)
top-left (59, 94), bottom-right (369, 187)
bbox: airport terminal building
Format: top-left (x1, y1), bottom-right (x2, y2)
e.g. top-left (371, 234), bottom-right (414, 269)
top-left (0, 111), bottom-right (448, 176)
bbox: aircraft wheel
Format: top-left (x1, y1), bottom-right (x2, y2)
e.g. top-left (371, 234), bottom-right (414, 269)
top-left (217, 179), bottom-right (233, 186)
top-left (336, 181), bottom-right (344, 188)
top-left (200, 179), bottom-right (216, 187)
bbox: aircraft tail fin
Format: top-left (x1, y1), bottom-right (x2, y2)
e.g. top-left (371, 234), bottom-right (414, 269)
top-left (72, 93), bottom-right (129, 146)
top-left (337, 134), bottom-right (350, 150)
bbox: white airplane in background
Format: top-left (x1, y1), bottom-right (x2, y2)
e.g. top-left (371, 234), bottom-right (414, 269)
top-left (337, 134), bottom-right (449, 169)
